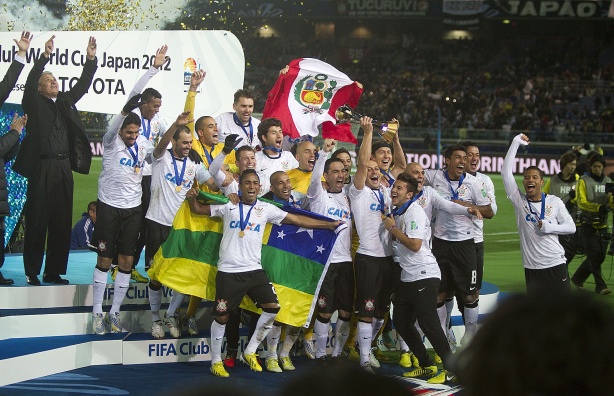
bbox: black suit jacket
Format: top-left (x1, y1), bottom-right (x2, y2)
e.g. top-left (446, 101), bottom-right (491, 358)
top-left (0, 58), bottom-right (24, 216)
top-left (14, 54), bottom-right (97, 179)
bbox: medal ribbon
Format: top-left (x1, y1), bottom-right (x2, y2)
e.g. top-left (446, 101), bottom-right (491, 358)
top-left (372, 188), bottom-right (387, 215)
top-left (128, 141), bottom-right (139, 169)
top-left (527, 192), bottom-right (546, 221)
top-left (239, 200), bottom-right (257, 234)
top-left (233, 113), bottom-right (253, 145)
top-left (444, 170), bottom-right (465, 200)
top-left (170, 149), bottom-right (187, 190)
top-left (141, 117), bottom-right (151, 140)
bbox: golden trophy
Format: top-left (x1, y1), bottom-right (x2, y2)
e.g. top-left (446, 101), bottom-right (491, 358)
top-left (335, 104), bottom-right (399, 143)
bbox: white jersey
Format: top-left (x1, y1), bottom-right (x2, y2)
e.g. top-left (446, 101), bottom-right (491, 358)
top-left (215, 112), bottom-right (262, 150)
top-left (308, 151), bottom-right (352, 263)
top-left (146, 150), bottom-right (212, 226)
top-left (210, 200), bottom-right (287, 273)
top-left (472, 172), bottom-right (497, 243)
top-left (424, 169), bottom-right (490, 241)
top-left (412, 186), bottom-right (471, 226)
top-left (98, 114), bottom-right (153, 209)
top-left (255, 150), bottom-right (299, 197)
top-left (393, 203), bottom-right (440, 282)
top-left (126, 66), bottom-right (169, 177)
top-left (348, 184), bottom-right (392, 257)
top-left (503, 135), bottom-right (576, 270)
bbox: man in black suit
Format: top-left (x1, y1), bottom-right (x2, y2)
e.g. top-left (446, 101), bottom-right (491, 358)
top-left (13, 35), bottom-right (98, 285)
top-left (0, 32), bottom-right (32, 286)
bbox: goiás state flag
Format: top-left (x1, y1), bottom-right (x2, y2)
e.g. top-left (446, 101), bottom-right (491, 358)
top-left (263, 58), bottom-right (363, 144)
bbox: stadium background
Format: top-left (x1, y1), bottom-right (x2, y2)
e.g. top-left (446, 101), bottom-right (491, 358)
top-left (0, 0), bottom-right (610, 299)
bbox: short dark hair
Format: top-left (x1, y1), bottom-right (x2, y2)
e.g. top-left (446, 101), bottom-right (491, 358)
top-left (236, 145), bottom-right (255, 160)
top-left (324, 157), bottom-right (344, 173)
top-left (394, 172), bottom-right (418, 195)
top-left (560, 151), bottom-right (577, 169)
top-left (331, 147), bottom-right (351, 160)
top-left (589, 154), bottom-right (606, 169)
top-left (444, 144), bottom-right (467, 160)
top-left (194, 116), bottom-right (214, 133)
top-left (460, 140), bottom-right (478, 150)
top-left (524, 166), bottom-right (545, 179)
top-left (141, 87), bottom-right (162, 103)
top-left (257, 118), bottom-right (283, 144)
top-left (87, 201), bottom-right (97, 212)
top-left (234, 89), bottom-right (255, 104)
top-left (172, 126), bottom-right (191, 141)
top-left (121, 112), bottom-right (141, 130)
top-left (371, 140), bottom-right (392, 156)
top-left (239, 168), bottom-right (259, 184)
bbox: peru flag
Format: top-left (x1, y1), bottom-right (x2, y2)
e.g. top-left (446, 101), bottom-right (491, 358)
top-left (263, 58), bottom-right (363, 144)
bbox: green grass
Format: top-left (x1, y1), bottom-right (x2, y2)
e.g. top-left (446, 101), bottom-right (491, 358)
top-left (72, 165), bottom-right (614, 306)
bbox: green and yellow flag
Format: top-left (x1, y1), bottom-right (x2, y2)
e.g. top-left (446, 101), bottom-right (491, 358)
top-left (149, 192), bottom-right (341, 327)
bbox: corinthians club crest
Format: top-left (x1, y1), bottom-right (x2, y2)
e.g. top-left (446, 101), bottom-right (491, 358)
top-left (294, 73), bottom-right (335, 114)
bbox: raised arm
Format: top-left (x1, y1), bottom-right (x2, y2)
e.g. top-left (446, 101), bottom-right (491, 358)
top-left (353, 117), bottom-right (374, 191)
top-left (502, 134), bottom-right (528, 199)
top-left (184, 69), bottom-right (205, 134)
top-left (282, 212), bottom-right (342, 230)
top-left (127, 45), bottom-right (168, 99)
top-left (308, 139), bottom-right (335, 198)
top-left (153, 111), bottom-right (193, 159)
top-left (0, 32), bottom-right (31, 104)
top-left (390, 120), bottom-right (406, 178)
top-left (22, 35), bottom-right (54, 111)
top-left (104, 113), bottom-right (127, 144)
top-left (65, 36), bottom-right (98, 104)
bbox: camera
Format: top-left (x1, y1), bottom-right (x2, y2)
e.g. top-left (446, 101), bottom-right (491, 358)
top-left (606, 183), bottom-right (614, 194)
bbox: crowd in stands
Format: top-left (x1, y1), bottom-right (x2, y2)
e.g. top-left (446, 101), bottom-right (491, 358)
top-left (242, 33), bottom-right (614, 144)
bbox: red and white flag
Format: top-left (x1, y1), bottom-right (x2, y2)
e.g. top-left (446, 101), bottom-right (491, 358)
top-left (263, 58), bottom-right (363, 144)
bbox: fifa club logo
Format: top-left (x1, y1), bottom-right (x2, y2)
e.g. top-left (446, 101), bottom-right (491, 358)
top-left (254, 206), bottom-right (264, 218)
top-left (545, 205), bottom-right (553, 217)
top-left (418, 196), bottom-right (427, 208)
top-left (294, 73), bottom-right (334, 114)
top-left (457, 185), bottom-right (468, 198)
top-left (183, 58), bottom-right (201, 92)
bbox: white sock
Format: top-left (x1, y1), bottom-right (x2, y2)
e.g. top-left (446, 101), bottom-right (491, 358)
top-left (280, 326), bottom-right (300, 358)
top-left (399, 336), bottom-right (409, 352)
top-left (437, 304), bottom-right (448, 335)
top-left (244, 311), bottom-right (276, 355)
top-left (464, 303), bottom-right (479, 340)
top-left (149, 286), bottom-right (162, 322)
top-left (332, 317), bottom-right (351, 357)
top-left (266, 325), bottom-right (282, 359)
top-left (109, 271), bottom-right (130, 314)
top-left (166, 291), bottom-right (185, 317)
top-left (210, 320), bottom-right (226, 364)
top-left (92, 268), bottom-right (107, 314)
top-left (357, 321), bottom-right (372, 365)
top-left (314, 317), bottom-right (329, 359)
top-left (445, 298), bottom-right (454, 328)
top-left (371, 317), bottom-right (384, 342)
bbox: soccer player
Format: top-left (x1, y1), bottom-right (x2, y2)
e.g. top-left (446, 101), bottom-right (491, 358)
top-left (370, 127), bottom-right (406, 188)
top-left (91, 103), bottom-right (154, 335)
top-left (348, 117), bottom-right (394, 372)
top-left (543, 152), bottom-right (580, 265)
top-left (187, 170), bottom-right (342, 378)
top-left (287, 140), bottom-right (317, 207)
top-left (423, 146), bottom-right (493, 346)
top-left (571, 154), bottom-right (613, 295)
top-left (146, 111), bottom-right (217, 340)
top-left (255, 118), bottom-right (299, 197)
top-left (383, 173), bottom-right (457, 385)
top-left (502, 134), bottom-right (575, 294)
top-left (307, 138), bottom-right (354, 367)
top-left (216, 89), bottom-right (261, 149)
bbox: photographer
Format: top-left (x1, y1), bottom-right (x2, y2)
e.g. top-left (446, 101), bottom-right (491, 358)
top-left (571, 155), bottom-right (613, 295)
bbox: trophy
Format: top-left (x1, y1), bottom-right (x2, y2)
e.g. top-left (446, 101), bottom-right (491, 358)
top-left (335, 104), bottom-right (399, 143)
